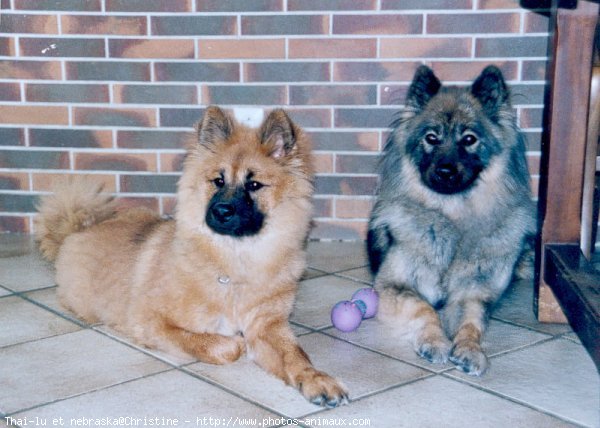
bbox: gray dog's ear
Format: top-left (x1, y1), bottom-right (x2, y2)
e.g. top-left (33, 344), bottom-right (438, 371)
top-left (471, 65), bottom-right (510, 119)
top-left (196, 106), bottom-right (233, 147)
top-left (259, 109), bottom-right (296, 159)
top-left (406, 65), bottom-right (442, 111)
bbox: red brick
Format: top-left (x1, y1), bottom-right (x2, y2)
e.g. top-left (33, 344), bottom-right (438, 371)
top-left (0, 82), bottom-right (21, 101)
top-left (380, 37), bottom-right (472, 58)
top-left (520, 107), bottom-right (543, 129)
top-left (312, 153), bottom-right (334, 174)
top-left (312, 197), bottom-right (333, 218)
top-left (0, 60), bottom-right (62, 80)
top-left (427, 13), bottom-right (520, 34)
top-left (333, 14), bottom-right (422, 35)
top-left (0, 172), bottom-right (29, 190)
top-left (289, 38), bottom-right (377, 59)
top-left (197, 0), bottom-right (282, 11)
top-left (521, 60), bottom-right (546, 81)
top-left (161, 196), bottom-right (177, 216)
top-left (110, 39), bottom-right (194, 59)
top-left (20, 37), bottom-right (105, 57)
top-left (26, 83), bottom-right (109, 103)
top-left (526, 153), bottom-right (541, 176)
top-left (61, 15), bottom-right (147, 35)
top-left (0, 216), bottom-right (30, 233)
top-left (380, 84), bottom-right (409, 105)
top-left (0, 105), bottom-right (68, 125)
top-left (288, 0), bottom-right (376, 11)
top-left (14, 0), bottom-right (101, 11)
top-left (32, 173), bottom-right (116, 192)
top-left (74, 152), bottom-right (158, 172)
top-left (114, 84), bottom-right (197, 105)
top-left (30, 128), bottom-right (113, 148)
top-left (477, 0), bottom-right (520, 8)
top-left (335, 199), bottom-right (374, 219)
top-left (0, 13), bottom-right (58, 34)
top-left (242, 15), bottom-right (328, 35)
top-left (73, 107), bottom-right (157, 127)
top-left (309, 131), bottom-right (380, 151)
top-left (524, 11), bottom-right (550, 33)
top-left (0, 37), bottom-right (16, 56)
top-left (310, 219), bottom-right (367, 240)
top-left (290, 84), bottom-right (376, 105)
top-left (106, 0), bottom-right (191, 12)
top-left (285, 108), bottom-right (332, 128)
top-left (428, 61), bottom-right (518, 81)
top-left (334, 61), bottom-right (420, 82)
top-left (199, 38), bottom-right (285, 59)
top-left (159, 152), bottom-right (186, 173)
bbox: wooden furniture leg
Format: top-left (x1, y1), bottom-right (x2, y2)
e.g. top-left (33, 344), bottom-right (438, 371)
top-left (536, 0), bottom-right (599, 323)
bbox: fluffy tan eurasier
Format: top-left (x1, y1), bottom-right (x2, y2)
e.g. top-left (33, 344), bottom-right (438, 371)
top-left (35, 106), bottom-right (347, 407)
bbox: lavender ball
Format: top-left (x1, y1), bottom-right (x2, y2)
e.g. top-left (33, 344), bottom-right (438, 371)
top-left (351, 288), bottom-right (379, 319)
top-left (331, 300), bottom-right (363, 332)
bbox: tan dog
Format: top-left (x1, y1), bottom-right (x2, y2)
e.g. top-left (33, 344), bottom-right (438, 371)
top-left (35, 106), bottom-right (348, 407)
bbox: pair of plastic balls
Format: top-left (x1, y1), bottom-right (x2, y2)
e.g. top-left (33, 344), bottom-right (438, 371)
top-left (331, 287), bottom-right (379, 332)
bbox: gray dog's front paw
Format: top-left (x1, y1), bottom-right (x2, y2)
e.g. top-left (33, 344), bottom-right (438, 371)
top-left (449, 341), bottom-right (488, 376)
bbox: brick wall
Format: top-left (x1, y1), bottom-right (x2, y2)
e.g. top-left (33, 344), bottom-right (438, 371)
top-left (0, 0), bottom-right (548, 240)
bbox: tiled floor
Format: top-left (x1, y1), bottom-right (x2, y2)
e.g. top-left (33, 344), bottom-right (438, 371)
top-left (1, 234), bottom-right (598, 428)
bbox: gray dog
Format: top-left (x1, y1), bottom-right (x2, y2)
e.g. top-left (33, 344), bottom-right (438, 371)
top-left (367, 65), bottom-right (535, 375)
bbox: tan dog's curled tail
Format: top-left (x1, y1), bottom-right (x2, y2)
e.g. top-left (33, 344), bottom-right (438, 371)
top-left (35, 178), bottom-right (116, 262)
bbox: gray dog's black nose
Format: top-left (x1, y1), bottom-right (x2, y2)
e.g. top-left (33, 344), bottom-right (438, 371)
top-left (435, 164), bottom-right (458, 181)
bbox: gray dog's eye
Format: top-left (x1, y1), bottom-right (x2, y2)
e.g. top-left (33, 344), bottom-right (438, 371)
top-left (424, 133), bottom-right (441, 145)
top-left (461, 134), bottom-right (478, 146)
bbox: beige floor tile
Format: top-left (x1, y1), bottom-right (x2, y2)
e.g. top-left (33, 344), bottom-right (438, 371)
top-left (492, 280), bottom-right (572, 336)
top-left (325, 318), bottom-right (550, 373)
top-left (0, 233), bottom-right (35, 258)
top-left (0, 329), bottom-right (168, 413)
top-left (12, 370), bottom-right (279, 427)
top-left (187, 332), bottom-right (429, 418)
top-left (95, 324), bottom-right (197, 367)
top-left (446, 338), bottom-right (599, 427)
top-left (23, 287), bottom-right (87, 325)
top-left (306, 241), bottom-right (368, 273)
top-left (334, 267), bottom-right (373, 285)
top-left (0, 252), bottom-right (55, 292)
top-left (0, 296), bottom-right (81, 347)
top-left (320, 376), bottom-right (577, 427)
top-left (297, 333), bottom-right (430, 401)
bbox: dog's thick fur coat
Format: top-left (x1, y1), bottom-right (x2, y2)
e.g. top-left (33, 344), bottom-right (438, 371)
top-left (35, 106), bottom-right (347, 407)
top-left (367, 66), bottom-right (535, 375)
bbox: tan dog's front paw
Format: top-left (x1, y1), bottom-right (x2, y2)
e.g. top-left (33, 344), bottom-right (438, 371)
top-left (297, 369), bottom-right (348, 408)
top-left (208, 334), bottom-right (245, 365)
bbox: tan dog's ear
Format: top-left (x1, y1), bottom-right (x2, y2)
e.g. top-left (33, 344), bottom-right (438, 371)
top-left (259, 109), bottom-right (297, 159)
top-left (196, 106), bottom-right (233, 147)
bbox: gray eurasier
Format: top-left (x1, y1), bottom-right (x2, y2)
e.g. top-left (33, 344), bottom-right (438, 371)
top-left (367, 65), bottom-right (535, 375)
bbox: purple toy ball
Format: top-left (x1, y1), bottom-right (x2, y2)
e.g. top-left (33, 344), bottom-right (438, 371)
top-left (331, 300), bottom-right (363, 332)
top-left (351, 288), bottom-right (379, 319)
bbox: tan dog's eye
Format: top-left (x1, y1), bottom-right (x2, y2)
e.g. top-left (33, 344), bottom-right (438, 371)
top-left (245, 180), bottom-right (264, 192)
top-left (212, 177), bottom-right (225, 188)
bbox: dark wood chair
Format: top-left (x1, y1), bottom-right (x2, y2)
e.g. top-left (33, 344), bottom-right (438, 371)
top-left (536, 0), bottom-right (599, 370)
